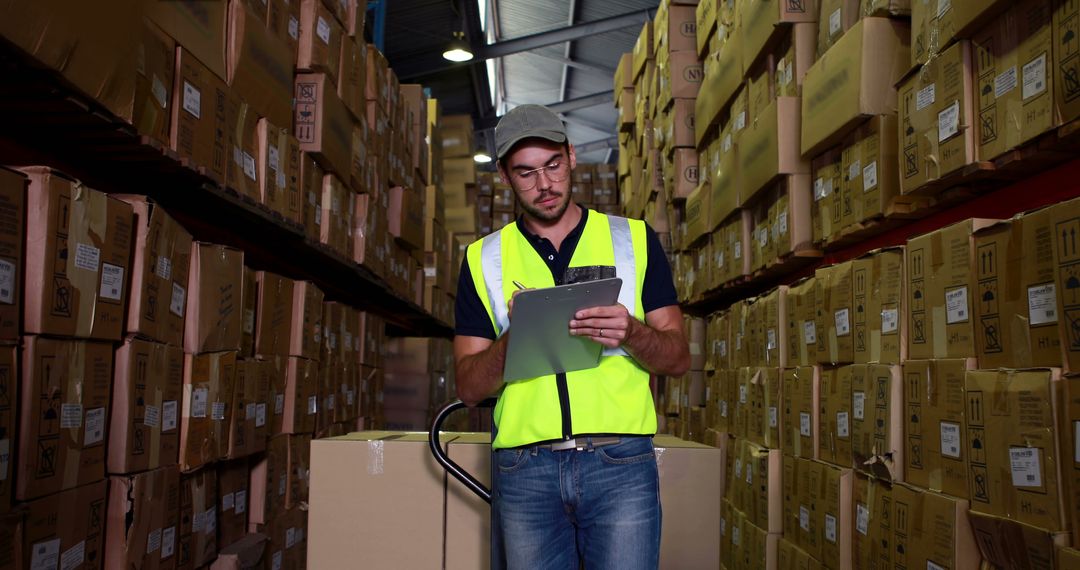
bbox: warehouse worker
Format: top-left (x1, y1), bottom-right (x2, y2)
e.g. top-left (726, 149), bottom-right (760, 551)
top-left (453, 104), bottom-right (690, 570)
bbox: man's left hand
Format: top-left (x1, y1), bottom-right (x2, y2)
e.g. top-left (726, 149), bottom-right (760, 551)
top-left (569, 304), bottom-right (637, 349)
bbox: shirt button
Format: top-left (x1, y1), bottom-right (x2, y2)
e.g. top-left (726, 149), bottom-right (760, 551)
top-left (548, 255), bottom-right (554, 261)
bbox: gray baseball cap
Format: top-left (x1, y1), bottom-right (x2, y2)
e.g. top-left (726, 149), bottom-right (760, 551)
top-left (494, 104), bottom-right (568, 159)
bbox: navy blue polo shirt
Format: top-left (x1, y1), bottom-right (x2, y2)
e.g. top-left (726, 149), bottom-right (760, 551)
top-left (455, 206), bottom-right (679, 340)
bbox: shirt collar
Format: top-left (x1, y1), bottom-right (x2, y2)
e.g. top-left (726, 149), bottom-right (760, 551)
top-left (515, 204), bottom-right (588, 248)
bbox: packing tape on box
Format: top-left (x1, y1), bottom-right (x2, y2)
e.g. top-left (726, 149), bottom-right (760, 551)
top-left (70, 182), bottom-right (107, 339)
top-left (932, 305), bottom-right (947, 357)
top-left (63, 341), bottom-right (86, 490)
top-left (150, 385), bottom-right (162, 469)
top-left (366, 440), bottom-right (384, 475)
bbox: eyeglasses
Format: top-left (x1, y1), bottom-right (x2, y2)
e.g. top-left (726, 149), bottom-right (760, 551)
top-left (513, 160), bottom-right (570, 191)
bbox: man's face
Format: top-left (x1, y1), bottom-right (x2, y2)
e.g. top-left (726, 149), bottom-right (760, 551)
top-left (498, 139), bottom-right (577, 222)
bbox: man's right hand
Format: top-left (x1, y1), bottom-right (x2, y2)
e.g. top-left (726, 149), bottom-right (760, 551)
top-left (508, 287), bottom-right (531, 320)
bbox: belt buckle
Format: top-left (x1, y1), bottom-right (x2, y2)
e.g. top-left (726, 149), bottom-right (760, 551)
top-left (550, 438), bottom-right (581, 452)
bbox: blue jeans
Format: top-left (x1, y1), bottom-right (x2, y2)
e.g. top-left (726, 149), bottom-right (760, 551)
top-left (493, 436), bottom-right (661, 570)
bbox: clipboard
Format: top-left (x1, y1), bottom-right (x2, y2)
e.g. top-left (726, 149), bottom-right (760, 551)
top-left (503, 277), bottom-right (623, 382)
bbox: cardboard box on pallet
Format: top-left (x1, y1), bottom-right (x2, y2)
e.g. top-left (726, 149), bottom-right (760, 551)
top-left (903, 358), bottom-right (976, 499)
top-left (110, 339), bottom-right (184, 475)
top-left (966, 368), bottom-right (1071, 533)
top-left (227, 359), bottom-right (270, 460)
top-left (117, 196), bottom-right (192, 346)
top-left (257, 119), bottom-right (303, 224)
top-left (185, 243), bottom-right (244, 354)
top-left (295, 73), bottom-right (353, 179)
top-left (898, 40), bottom-right (978, 195)
top-left (893, 483), bottom-right (981, 570)
top-left (290, 281), bottom-right (324, 360)
top-left (906, 218), bottom-right (999, 360)
top-left (282, 357), bottom-right (318, 434)
top-left (180, 351), bottom-right (237, 472)
top-left (170, 47), bottom-right (229, 185)
top-left (20, 480), bottom-right (107, 570)
top-left (818, 365), bottom-right (853, 467)
top-left (801, 17), bottom-right (910, 157)
top-left (18, 337), bottom-right (112, 501)
top-left (179, 467), bottom-right (217, 568)
top-left (226, 1), bottom-right (294, 129)
top-left (852, 248), bottom-right (905, 365)
top-left (23, 167), bottom-right (133, 340)
top-left (216, 460), bottom-right (249, 550)
top-left (850, 364), bottom-right (903, 480)
top-left (106, 466), bottom-right (181, 570)
top-left (782, 366), bottom-right (819, 459)
top-left (0, 168), bottom-right (23, 341)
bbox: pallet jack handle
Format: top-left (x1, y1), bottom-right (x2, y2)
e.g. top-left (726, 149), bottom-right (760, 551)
top-left (429, 398), bottom-right (497, 504)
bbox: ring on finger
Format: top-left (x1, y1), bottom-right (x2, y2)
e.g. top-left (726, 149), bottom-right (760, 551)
top-left (600, 329), bottom-right (604, 337)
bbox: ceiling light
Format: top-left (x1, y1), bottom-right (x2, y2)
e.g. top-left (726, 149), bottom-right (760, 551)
top-left (442, 31), bottom-right (474, 62)
top-left (473, 151), bottom-right (492, 163)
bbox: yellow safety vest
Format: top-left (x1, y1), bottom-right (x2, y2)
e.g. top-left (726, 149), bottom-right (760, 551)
top-left (466, 209), bottom-right (656, 449)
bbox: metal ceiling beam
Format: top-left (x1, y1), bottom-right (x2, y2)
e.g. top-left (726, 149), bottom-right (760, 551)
top-left (558, 0), bottom-right (580, 109)
top-left (560, 114), bottom-right (615, 135)
top-left (548, 91), bottom-right (614, 114)
top-left (530, 53), bottom-right (615, 77)
top-left (574, 136), bottom-right (618, 154)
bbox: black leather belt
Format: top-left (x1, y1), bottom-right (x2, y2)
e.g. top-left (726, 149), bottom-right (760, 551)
top-left (535, 436), bottom-right (622, 451)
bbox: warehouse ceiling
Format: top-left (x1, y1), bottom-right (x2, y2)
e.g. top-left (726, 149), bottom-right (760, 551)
top-left (380, 0), bottom-right (659, 164)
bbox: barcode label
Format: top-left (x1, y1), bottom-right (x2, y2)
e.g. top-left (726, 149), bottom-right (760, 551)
top-left (147, 528), bottom-right (162, 554)
top-left (1009, 447), bottom-right (1042, 487)
top-left (856, 503), bottom-right (869, 535)
top-left (800, 412), bottom-right (811, 437)
top-left (945, 287), bottom-right (969, 324)
top-left (825, 514), bottom-right (838, 543)
top-left (170, 283), bottom-right (186, 316)
top-left (156, 256), bottom-right (172, 281)
top-left (1027, 283), bottom-right (1057, 325)
top-left (940, 422), bottom-right (961, 459)
top-left (837, 412), bottom-right (850, 438)
top-left (768, 406), bottom-right (778, 428)
top-left (163, 401), bottom-right (178, 431)
top-left (804, 321), bottom-right (817, 345)
top-left (800, 506), bottom-right (810, 531)
top-left (182, 81), bottom-right (201, 118)
top-left (191, 387), bottom-right (209, 418)
top-left (161, 527), bottom-right (175, 559)
top-left (256, 403), bottom-right (267, 427)
top-left (834, 308), bottom-right (850, 336)
top-left (0, 259), bottom-right (15, 304)
top-left (99, 263), bottom-right (124, 300)
top-left (211, 401), bottom-right (226, 421)
top-left (917, 83), bottom-right (936, 111)
top-left (882, 308), bottom-right (899, 333)
top-left (316, 16), bottom-right (331, 45)
top-left (236, 490), bottom-right (247, 514)
top-left (853, 392), bottom-right (866, 420)
top-left (246, 403), bottom-right (256, 420)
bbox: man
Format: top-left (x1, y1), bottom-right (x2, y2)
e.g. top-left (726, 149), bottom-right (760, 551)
top-left (453, 104), bottom-right (690, 570)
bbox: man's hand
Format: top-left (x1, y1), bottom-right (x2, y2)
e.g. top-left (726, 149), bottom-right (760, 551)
top-left (508, 287), bottom-right (531, 320)
top-left (569, 304), bottom-right (637, 349)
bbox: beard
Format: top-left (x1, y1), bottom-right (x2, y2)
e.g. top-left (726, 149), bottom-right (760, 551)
top-left (519, 189), bottom-right (570, 222)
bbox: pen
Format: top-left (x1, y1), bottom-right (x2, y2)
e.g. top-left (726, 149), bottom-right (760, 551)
top-left (513, 280), bottom-right (527, 290)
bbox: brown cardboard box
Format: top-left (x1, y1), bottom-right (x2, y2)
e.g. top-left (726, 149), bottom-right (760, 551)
top-left (801, 18), bottom-right (911, 157)
top-left (339, 37), bottom-right (368, 122)
top-left (672, 148), bottom-right (700, 200)
top-left (440, 115), bottom-right (474, 158)
top-left (906, 218), bottom-right (999, 360)
top-left (911, 0), bottom-right (1010, 68)
top-left (973, 211), bottom-right (1063, 368)
top-left (109, 339), bottom-right (184, 475)
top-left (257, 119), bottom-right (303, 224)
top-left (740, 0), bottom-right (818, 70)
top-left (18, 337), bottom-right (112, 501)
top-left (842, 116), bottom-right (910, 228)
top-left (653, 435), bottom-right (724, 568)
top-left (286, 434), bottom-right (311, 509)
top-left (282, 357), bottom-right (318, 434)
top-left (255, 272), bottom-right (294, 358)
top-left (300, 156), bottom-right (325, 242)
top-left (903, 358), bottom-right (976, 499)
top-left (118, 196), bottom-right (192, 346)
top-left (106, 466), bottom-right (181, 570)
top-left (811, 149), bottom-right (843, 245)
top-left (295, 73), bottom-right (353, 179)
top-left (179, 467), bottom-right (218, 568)
top-left (239, 267), bottom-right (256, 358)
top-left (216, 460), bottom-right (249, 550)
top-left (290, 281), bottom-right (324, 360)
top-left (248, 434), bottom-right (288, 528)
top-left (297, 0), bottom-right (344, 84)
top-left (0, 168), bottom-right (24, 341)
top-left (737, 439), bottom-right (784, 533)
top-left (814, 460), bottom-right (853, 570)
top-left (180, 351), bottom-right (237, 472)
top-left (632, 21), bottom-right (654, 80)
top-left (785, 278), bottom-right (817, 367)
top-left (899, 39), bottom-right (978, 195)
top-left (695, 42), bottom-right (744, 144)
top-left (185, 243), bottom-right (244, 354)
top-left (1050, 196), bottom-right (1080, 374)
top-left (740, 97), bottom-right (809, 204)
top-left (773, 23), bottom-right (817, 100)
top-left (782, 366), bottom-right (820, 459)
top-left (170, 47), bottom-right (229, 184)
top-left (444, 434), bottom-right (491, 570)
top-left (320, 173), bottom-right (353, 255)
top-left (816, 262), bottom-right (855, 365)
top-left (0, 344), bottom-right (12, 514)
top-left (852, 248), bottom-right (905, 365)
top-left (226, 1), bottom-right (294, 129)
top-left (144, 0), bottom-right (228, 81)
top-left (966, 368), bottom-right (1070, 532)
top-left (389, 186), bottom-right (425, 251)
top-left (968, 510), bottom-right (1070, 570)
top-left (224, 97), bottom-right (262, 203)
top-left (20, 480), bottom-right (108, 570)
top-left (851, 364), bottom-right (902, 480)
top-left (269, 0), bottom-right (302, 59)
top-left (1067, 376), bottom-right (1080, 545)
top-left (1054, 0), bottom-right (1080, 124)
top-left (227, 359), bottom-right (270, 459)
top-left (973, 1), bottom-right (1056, 162)
top-left (819, 365), bottom-right (853, 467)
top-left (22, 167), bottom-right (134, 340)
top-left (817, 0), bottom-right (861, 56)
top-left (696, 0), bottom-right (718, 57)
top-left (852, 474), bottom-right (893, 570)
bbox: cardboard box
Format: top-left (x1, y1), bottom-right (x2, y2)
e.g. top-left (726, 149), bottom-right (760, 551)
top-left (320, 173), bottom-right (353, 255)
top-left (238, 267), bottom-right (256, 358)
top-left (0, 344), bottom-right (12, 513)
top-left (185, 243), bottom-right (244, 354)
top-left (253, 271), bottom-right (292, 358)
top-left (179, 467), bottom-right (218, 568)
top-left (269, 0), bottom-right (302, 58)
top-left (0, 168), bottom-right (24, 341)
top-left (109, 339), bottom-right (184, 475)
top-left (740, 97), bottom-right (809, 204)
top-left (170, 48), bottom-right (229, 184)
top-left (440, 115), bottom-right (474, 158)
top-left (903, 358), bottom-right (976, 499)
top-left (295, 73), bottom-right (353, 179)
top-left (144, 0), bottom-right (228, 81)
top-left (22, 167), bottom-right (134, 340)
top-left (811, 148), bottom-right (843, 245)
top-left (966, 368), bottom-right (1070, 532)
top-left (300, 156), bottom-right (325, 241)
top-left (1054, 0), bottom-right (1080, 124)
top-left (968, 510), bottom-right (1070, 570)
top-left (282, 357), bottom-right (318, 434)
top-left (973, 211), bottom-right (1063, 368)
top-left (257, 119), bottom-right (303, 224)
top-left (286, 434), bottom-right (312, 510)
top-left (816, 262), bottom-right (855, 365)
top-left (785, 278), bottom-right (817, 368)
top-left (852, 474), bottom-right (893, 570)
top-left (224, 97), bottom-right (262, 203)
top-left (973, 1), bottom-right (1056, 162)
top-left (740, 0), bottom-right (818, 71)
top-left (695, 41), bottom-right (744, 144)
top-left (118, 196), bottom-right (192, 346)
top-left (216, 460), bottom-right (249, 550)
top-left (817, 0), bottom-right (861, 57)
top-left (696, 0), bottom-right (718, 57)
top-left (106, 466), bottom-right (181, 570)
top-left (898, 40), bottom-right (978, 194)
top-left (20, 481), bottom-right (108, 570)
top-left (818, 365), bottom-right (853, 467)
top-left (906, 218), bottom-right (999, 360)
top-left (389, 186), bottom-right (425, 251)
top-left (911, 0), bottom-right (1010, 68)
top-left (893, 484), bottom-right (981, 570)
top-left (290, 281), bottom-right (325, 360)
top-left (440, 433), bottom-right (490, 570)
top-left (339, 37), bottom-right (368, 123)
top-left (653, 435), bottom-right (723, 568)
top-left (632, 21), bottom-right (654, 80)
top-left (813, 460), bottom-right (853, 570)
top-left (297, 0), bottom-right (344, 84)
top-left (801, 17), bottom-right (911, 157)
top-left (18, 337), bottom-right (112, 501)
top-left (1050, 196), bottom-right (1080, 374)
top-left (227, 1), bottom-right (294, 129)
top-left (851, 364), bottom-right (902, 480)
top-left (852, 247), bottom-right (905, 365)
top-left (227, 359), bottom-right (271, 459)
top-left (180, 351), bottom-right (237, 472)
top-left (248, 434), bottom-right (288, 527)
top-left (781, 366), bottom-right (819, 459)
top-left (841, 116), bottom-right (911, 229)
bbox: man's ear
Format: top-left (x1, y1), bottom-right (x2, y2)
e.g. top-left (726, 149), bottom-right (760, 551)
top-left (567, 144), bottom-right (577, 171)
